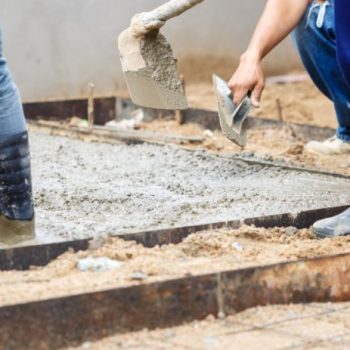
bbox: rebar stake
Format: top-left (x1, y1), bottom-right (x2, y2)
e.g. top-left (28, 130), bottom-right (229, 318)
top-left (88, 83), bottom-right (95, 130)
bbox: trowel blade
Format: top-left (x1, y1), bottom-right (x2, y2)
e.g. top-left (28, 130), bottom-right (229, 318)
top-left (212, 74), bottom-right (252, 147)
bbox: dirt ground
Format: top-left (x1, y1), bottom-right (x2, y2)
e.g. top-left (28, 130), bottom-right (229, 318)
top-left (186, 78), bottom-right (336, 128)
top-left (141, 79), bottom-right (350, 176)
top-left (1, 226), bottom-right (350, 307)
top-left (69, 302), bottom-right (350, 350)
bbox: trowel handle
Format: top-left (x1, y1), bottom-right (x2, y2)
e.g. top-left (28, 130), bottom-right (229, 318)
top-left (132, 0), bottom-right (204, 36)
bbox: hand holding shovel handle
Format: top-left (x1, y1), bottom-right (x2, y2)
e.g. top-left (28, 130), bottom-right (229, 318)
top-left (131, 0), bottom-right (205, 37)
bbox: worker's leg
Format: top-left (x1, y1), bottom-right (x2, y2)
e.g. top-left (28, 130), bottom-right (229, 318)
top-left (0, 28), bottom-right (34, 244)
top-left (292, 0), bottom-right (350, 154)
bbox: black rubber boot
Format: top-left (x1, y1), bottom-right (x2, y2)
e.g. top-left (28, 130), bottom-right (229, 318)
top-left (0, 132), bottom-right (35, 244)
top-left (312, 208), bottom-right (350, 238)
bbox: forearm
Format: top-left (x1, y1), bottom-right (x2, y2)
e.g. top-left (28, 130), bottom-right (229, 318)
top-left (244, 0), bottom-right (311, 62)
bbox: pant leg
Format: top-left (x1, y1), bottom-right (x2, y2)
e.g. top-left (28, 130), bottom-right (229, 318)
top-left (335, 0), bottom-right (350, 87)
top-left (0, 28), bottom-right (34, 221)
top-left (292, 0), bottom-right (350, 141)
top-left (0, 28), bottom-right (27, 136)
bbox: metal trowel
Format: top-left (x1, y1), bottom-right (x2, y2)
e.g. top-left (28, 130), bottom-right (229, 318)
top-left (213, 74), bottom-right (252, 147)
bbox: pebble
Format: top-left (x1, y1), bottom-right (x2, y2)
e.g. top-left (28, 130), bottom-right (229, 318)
top-left (232, 242), bottom-right (244, 252)
top-left (285, 227), bottom-right (298, 236)
top-left (77, 257), bottom-right (123, 272)
top-left (130, 271), bottom-right (148, 281)
top-left (203, 129), bottom-right (214, 138)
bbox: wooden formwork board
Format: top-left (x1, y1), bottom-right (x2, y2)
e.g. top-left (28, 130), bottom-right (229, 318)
top-left (0, 206), bottom-right (347, 271)
top-left (1, 247), bottom-right (350, 349)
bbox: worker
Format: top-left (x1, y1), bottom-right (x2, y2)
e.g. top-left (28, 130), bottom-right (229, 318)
top-left (0, 28), bottom-right (34, 243)
top-left (229, 0), bottom-right (350, 238)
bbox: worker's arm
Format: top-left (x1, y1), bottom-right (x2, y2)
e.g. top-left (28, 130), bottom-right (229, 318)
top-left (228, 0), bottom-right (312, 107)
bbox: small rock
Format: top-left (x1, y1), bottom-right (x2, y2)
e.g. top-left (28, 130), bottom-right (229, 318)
top-left (163, 330), bottom-right (176, 338)
top-left (202, 336), bottom-right (219, 347)
top-left (285, 226), bottom-right (298, 236)
top-left (77, 257), bottom-right (123, 272)
top-left (203, 129), bottom-right (214, 138)
top-left (232, 242), bottom-right (244, 252)
top-left (88, 234), bottom-right (108, 250)
top-left (218, 311), bottom-right (226, 319)
top-left (81, 342), bottom-right (92, 350)
top-left (130, 271), bottom-right (148, 281)
top-left (105, 109), bottom-right (144, 130)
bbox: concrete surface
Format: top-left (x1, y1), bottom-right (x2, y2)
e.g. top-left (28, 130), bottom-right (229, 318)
top-left (28, 131), bottom-right (350, 245)
top-left (0, 0), bottom-right (301, 102)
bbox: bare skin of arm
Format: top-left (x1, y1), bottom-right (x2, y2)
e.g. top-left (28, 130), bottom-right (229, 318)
top-left (228, 0), bottom-right (312, 107)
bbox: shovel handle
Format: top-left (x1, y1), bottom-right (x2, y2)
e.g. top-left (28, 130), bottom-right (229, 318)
top-left (131, 0), bottom-right (204, 36)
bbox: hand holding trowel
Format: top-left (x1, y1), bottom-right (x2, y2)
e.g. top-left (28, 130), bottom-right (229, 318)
top-left (213, 75), bottom-right (253, 148)
top-left (118, 0), bottom-right (204, 110)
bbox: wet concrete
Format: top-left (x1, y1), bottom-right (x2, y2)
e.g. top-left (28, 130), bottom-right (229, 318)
top-left (27, 131), bottom-right (350, 245)
top-left (119, 30), bottom-right (187, 110)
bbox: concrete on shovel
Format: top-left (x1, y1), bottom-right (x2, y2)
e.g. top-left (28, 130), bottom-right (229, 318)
top-left (118, 0), bottom-right (204, 110)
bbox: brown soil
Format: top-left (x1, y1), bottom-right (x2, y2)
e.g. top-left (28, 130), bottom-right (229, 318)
top-left (1, 226), bottom-right (350, 307)
top-left (68, 302), bottom-right (350, 350)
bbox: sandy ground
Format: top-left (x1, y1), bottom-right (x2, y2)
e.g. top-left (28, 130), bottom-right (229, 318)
top-left (1, 226), bottom-right (350, 307)
top-left (141, 119), bottom-right (350, 177)
top-left (186, 79), bottom-right (336, 128)
top-left (10, 131), bottom-right (349, 245)
top-left (69, 302), bottom-right (350, 350)
top-left (140, 79), bottom-right (350, 176)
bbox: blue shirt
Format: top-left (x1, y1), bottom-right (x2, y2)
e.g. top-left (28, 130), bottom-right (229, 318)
top-left (335, 0), bottom-right (350, 85)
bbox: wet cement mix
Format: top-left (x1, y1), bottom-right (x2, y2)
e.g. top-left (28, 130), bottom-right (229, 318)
top-left (24, 131), bottom-right (350, 244)
top-left (1, 226), bottom-right (350, 307)
top-left (68, 302), bottom-right (350, 350)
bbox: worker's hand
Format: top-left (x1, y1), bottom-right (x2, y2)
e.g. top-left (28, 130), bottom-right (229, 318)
top-left (228, 53), bottom-right (265, 108)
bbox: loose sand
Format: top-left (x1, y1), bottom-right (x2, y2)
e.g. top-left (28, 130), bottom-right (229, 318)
top-left (1, 226), bottom-right (350, 307)
top-left (68, 302), bottom-right (350, 350)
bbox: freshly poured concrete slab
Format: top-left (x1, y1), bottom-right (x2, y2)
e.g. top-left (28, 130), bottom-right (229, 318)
top-left (26, 132), bottom-right (350, 244)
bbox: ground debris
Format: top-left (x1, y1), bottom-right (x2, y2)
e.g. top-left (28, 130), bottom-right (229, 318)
top-left (1, 226), bottom-right (350, 307)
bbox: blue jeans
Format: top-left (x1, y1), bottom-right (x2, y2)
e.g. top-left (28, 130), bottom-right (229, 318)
top-left (293, 0), bottom-right (350, 141)
top-left (0, 29), bottom-right (33, 222)
top-left (0, 29), bottom-right (27, 136)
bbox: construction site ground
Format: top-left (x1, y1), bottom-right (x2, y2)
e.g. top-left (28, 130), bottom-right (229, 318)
top-left (143, 79), bottom-right (348, 176)
top-left (69, 302), bottom-right (350, 350)
top-left (2, 77), bottom-right (350, 349)
top-left (2, 226), bottom-right (350, 307)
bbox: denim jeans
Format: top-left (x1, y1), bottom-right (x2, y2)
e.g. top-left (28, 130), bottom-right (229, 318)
top-left (293, 0), bottom-right (350, 141)
top-left (0, 28), bottom-right (27, 137)
top-left (0, 29), bottom-right (33, 223)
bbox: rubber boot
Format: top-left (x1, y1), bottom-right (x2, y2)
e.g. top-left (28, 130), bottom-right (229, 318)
top-left (312, 208), bottom-right (350, 238)
top-left (0, 132), bottom-right (35, 244)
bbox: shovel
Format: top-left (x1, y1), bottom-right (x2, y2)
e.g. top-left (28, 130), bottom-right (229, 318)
top-left (118, 0), bottom-right (204, 110)
top-left (213, 74), bottom-right (252, 147)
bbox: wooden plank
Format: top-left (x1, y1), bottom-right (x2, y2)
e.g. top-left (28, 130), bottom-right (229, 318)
top-left (1, 251), bottom-right (350, 349)
top-left (28, 120), bottom-right (203, 145)
top-left (0, 206), bottom-right (348, 271)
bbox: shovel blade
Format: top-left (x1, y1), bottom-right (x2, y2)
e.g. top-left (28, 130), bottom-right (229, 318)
top-left (119, 29), bottom-right (188, 110)
top-left (124, 70), bottom-right (188, 110)
top-left (212, 74), bottom-right (252, 147)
